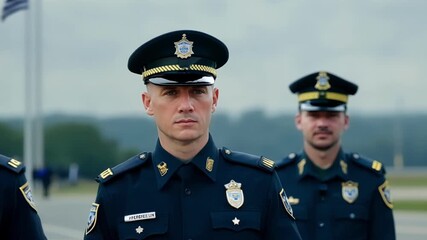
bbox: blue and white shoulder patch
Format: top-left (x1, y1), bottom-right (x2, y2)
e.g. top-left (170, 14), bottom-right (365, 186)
top-left (85, 203), bottom-right (100, 235)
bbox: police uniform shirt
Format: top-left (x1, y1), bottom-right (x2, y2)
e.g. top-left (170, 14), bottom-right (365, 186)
top-left (0, 154), bottom-right (47, 240)
top-left (275, 149), bottom-right (396, 240)
top-left (84, 135), bottom-right (301, 240)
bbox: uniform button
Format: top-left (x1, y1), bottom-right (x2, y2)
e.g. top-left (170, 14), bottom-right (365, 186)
top-left (319, 222), bottom-right (325, 228)
top-left (349, 213), bottom-right (356, 219)
top-left (184, 188), bottom-right (192, 195)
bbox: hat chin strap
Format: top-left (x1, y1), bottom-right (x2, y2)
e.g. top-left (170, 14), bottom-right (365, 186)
top-left (299, 102), bottom-right (346, 112)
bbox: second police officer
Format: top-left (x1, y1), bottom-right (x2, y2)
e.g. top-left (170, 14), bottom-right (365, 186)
top-left (276, 71), bottom-right (396, 240)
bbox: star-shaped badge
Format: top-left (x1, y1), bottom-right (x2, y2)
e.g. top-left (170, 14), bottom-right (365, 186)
top-left (232, 217), bottom-right (240, 225)
top-left (136, 226), bottom-right (144, 234)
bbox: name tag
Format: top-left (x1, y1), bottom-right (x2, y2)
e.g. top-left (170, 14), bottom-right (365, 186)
top-left (124, 212), bottom-right (156, 222)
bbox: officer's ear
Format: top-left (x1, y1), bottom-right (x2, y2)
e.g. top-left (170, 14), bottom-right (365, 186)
top-left (295, 112), bottom-right (302, 130)
top-left (343, 114), bottom-right (350, 130)
top-left (142, 92), bottom-right (154, 116)
top-left (211, 87), bottom-right (219, 113)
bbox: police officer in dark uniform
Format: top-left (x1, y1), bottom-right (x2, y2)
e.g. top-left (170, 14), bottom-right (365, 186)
top-left (0, 154), bottom-right (47, 240)
top-left (84, 30), bottom-right (301, 240)
top-left (275, 71), bottom-right (396, 240)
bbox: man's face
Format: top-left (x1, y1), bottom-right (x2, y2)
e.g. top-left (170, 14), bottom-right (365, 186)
top-left (142, 84), bottom-right (218, 144)
top-left (295, 111), bottom-right (349, 151)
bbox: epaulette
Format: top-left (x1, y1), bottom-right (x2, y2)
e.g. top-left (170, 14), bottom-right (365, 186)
top-left (220, 147), bottom-right (275, 172)
top-left (96, 152), bottom-right (150, 183)
top-left (0, 154), bottom-right (25, 174)
top-left (274, 153), bottom-right (299, 168)
top-left (349, 153), bottom-right (386, 175)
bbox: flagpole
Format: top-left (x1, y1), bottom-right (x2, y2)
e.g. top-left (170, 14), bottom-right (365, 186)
top-left (34, 0), bottom-right (43, 169)
top-left (24, 0), bottom-right (34, 180)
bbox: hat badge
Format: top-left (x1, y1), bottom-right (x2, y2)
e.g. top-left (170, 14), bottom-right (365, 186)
top-left (174, 34), bottom-right (194, 59)
top-left (315, 71), bottom-right (331, 90)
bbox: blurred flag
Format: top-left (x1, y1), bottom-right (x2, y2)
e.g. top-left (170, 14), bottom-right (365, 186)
top-left (2, 0), bottom-right (28, 21)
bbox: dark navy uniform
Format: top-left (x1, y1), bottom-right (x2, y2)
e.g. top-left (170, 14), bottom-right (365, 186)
top-left (0, 154), bottom-right (47, 240)
top-left (84, 136), bottom-right (301, 239)
top-left (276, 151), bottom-right (395, 240)
top-left (276, 71), bottom-right (395, 239)
top-left (84, 30), bottom-right (301, 239)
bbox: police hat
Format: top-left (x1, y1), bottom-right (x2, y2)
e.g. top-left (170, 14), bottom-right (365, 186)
top-left (289, 71), bottom-right (358, 112)
top-left (128, 30), bottom-right (229, 86)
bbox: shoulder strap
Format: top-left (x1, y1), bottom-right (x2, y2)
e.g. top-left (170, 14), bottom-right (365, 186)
top-left (349, 152), bottom-right (386, 175)
top-left (96, 152), bottom-right (150, 183)
top-left (0, 154), bottom-right (25, 174)
top-left (220, 147), bottom-right (275, 172)
top-left (275, 153), bottom-right (299, 168)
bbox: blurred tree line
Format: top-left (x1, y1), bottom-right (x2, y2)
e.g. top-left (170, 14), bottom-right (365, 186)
top-left (1, 111), bottom-right (426, 179)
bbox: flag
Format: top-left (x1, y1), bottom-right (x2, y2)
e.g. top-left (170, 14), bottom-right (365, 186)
top-left (2, 0), bottom-right (28, 21)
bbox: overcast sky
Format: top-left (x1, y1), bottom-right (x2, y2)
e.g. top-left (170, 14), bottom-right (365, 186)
top-left (1, 0), bottom-right (426, 118)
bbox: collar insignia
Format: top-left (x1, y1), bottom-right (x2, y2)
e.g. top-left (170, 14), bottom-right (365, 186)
top-left (157, 161), bottom-right (168, 176)
top-left (298, 159), bottom-right (306, 175)
top-left (205, 157), bottom-right (214, 172)
top-left (340, 160), bottom-right (348, 174)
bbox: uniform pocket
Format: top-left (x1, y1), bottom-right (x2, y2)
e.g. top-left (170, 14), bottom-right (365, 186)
top-left (333, 205), bottom-right (368, 221)
top-left (211, 211), bottom-right (261, 232)
top-left (118, 212), bottom-right (168, 240)
top-left (291, 206), bottom-right (308, 220)
top-left (333, 205), bottom-right (369, 239)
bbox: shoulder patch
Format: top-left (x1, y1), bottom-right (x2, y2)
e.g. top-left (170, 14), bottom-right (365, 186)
top-left (350, 153), bottom-right (386, 175)
top-left (96, 152), bottom-right (150, 183)
top-left (0, 154), bottom-right (25, 174)
top-left (220, 147), bottom-right (275, 172)
top-left (275, 153), bottom-right (299, 168)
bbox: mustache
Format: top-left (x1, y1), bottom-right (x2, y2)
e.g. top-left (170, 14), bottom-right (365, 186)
top-left (314, 128), bottom-right (332, 135)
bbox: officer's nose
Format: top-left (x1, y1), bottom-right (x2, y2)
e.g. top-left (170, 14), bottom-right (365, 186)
top-left (178, 93), bottom-right (195, 113)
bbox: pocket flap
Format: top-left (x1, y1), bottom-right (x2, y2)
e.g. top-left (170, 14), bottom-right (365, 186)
top-left (211, 211), bottom-right (261, 232)
top-left (118, 212), bottom-right (168, 239)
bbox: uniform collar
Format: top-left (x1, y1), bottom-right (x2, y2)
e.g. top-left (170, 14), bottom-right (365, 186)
top-left (298, 149), bottom-right (349, 181)
top-left (152, 135), bottom-right (219, 189)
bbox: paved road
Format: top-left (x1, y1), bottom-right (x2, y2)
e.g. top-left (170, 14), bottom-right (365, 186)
top-left (35, 192), bottom-right (427, 240)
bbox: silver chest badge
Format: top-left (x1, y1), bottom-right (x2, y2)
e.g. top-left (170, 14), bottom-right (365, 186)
top-left (224, 180), bottom-right (244, 209)
top-left (342, 181), bottom-right (359, 204)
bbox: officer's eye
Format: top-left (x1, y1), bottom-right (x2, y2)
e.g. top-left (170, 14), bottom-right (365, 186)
top-left (191, 87), bottom-right (207, 95)
top-left (162, 88), bottom-right (178, 96)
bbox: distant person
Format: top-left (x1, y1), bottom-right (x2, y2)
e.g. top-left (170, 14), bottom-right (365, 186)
top-left (37, 166), bottom-right (53, 198)
top-left (83, 30), bottom-right (301, 239)
top-left (275, 71), bottom-right (396, 239)
top-left (0, 154), bottom-right (47, 239)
